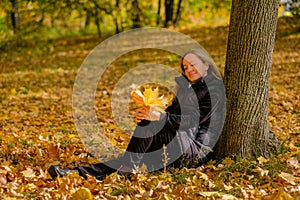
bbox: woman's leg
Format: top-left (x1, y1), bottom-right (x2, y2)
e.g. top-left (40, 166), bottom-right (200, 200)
top-left (72, 121), bottom-right (163, 179)
top-left (128, 124), bottom-right (180, 171)
top-left (73, 162), bottom-right (117, 180)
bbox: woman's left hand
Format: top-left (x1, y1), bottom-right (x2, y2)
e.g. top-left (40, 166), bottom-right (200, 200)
top-left (136, 107), bottom-right (161, 122)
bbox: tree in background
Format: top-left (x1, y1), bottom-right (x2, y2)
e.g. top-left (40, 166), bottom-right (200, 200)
top-left (164, 0), bottom-right (174, 27)
top-left (10, 0), bottom-right (19, 33)
top-left (173, 0), bottom-right (183, 26)
top-left (215, 0), bottom-right (281, 160)
top-left (131, 0), bottom-right (142, 28)
top-left (114, 0), bottom-right (121, 33)
top-left (156, 0), bottom-right (162, 25)
top-left (164, 0), bottom-right (183, 27)
top-left (0, 0), bottom-right (232, 38)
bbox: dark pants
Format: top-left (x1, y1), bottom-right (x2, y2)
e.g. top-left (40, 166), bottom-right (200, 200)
top-left (74, 121), bottom-right (206, 180)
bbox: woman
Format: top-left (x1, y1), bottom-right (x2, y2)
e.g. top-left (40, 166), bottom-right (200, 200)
top-left (48, 48), bottom-right (226, 180)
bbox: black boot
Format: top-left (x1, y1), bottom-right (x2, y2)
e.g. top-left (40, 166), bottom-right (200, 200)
top-left (48, 165), bottom-right (77, 179)
top-left (117, 164), bottom-right (134, 179)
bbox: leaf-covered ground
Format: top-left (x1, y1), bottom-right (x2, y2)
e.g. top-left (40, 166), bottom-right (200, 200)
top-left (0, 17), bottom-right (299, 199)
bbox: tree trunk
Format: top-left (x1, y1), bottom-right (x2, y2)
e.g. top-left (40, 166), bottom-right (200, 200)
top-left (84, 7), bottom-right (91, 28)
top-left (173, 0), bottom-right (182, 27)
top-left (215, 0), bottom-right (281, 160)
top-left (95, 9), bottom-right (101, 37)
top-left (10, 0), bottom-right (19, 34)
top-left (156, 0), bottom-right (161, 25)
top-left (164, 0), bottom-right (174, 27)
top-left (114, 0), bottom-right (120, 33)
top-left (132, 0), bottom-right (141, 28)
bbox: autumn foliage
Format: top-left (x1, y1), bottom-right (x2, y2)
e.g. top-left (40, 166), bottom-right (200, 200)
top-left (0, 18), bottom-right (299, 199)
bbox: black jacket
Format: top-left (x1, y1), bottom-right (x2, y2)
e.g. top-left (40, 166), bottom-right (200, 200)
top-left (161, 73), bottom-right (226, 161)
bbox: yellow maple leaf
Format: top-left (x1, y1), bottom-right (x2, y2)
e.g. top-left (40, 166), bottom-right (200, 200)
top-left (71, 187), bottom-right (93, 200)
top-left (132, 87), bottom-right (172, 112)
top-left (143, 88), bottom-right (162, 106)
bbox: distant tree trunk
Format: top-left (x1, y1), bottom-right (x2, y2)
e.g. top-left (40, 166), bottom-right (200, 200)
top-left (115, 18), bottom-right (119, 34)
top-left (84, 7), bottom-right (91, 28)
top-left (114, 0), bottom-right (120, 33)
top-left (164, 0), bottom-right (174, 27)
top-left (215, 0), bottom-right (280, 160)
top-left (10, 0), bottom-right (19, 34)
top-left (132, 0), bottom-right (141, 28)
top-left (156, 0), bottom-right (161, 25)
top-left (95, 9), bottom-right (101, 37)
top-left (173, 0), bottom-right (183, 27)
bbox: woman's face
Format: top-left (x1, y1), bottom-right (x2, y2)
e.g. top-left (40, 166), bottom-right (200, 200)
top-left (182, 53), bottom-right (209, 83)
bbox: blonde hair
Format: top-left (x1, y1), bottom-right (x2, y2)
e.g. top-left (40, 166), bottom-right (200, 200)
top-left (181, 48), bottom-right (222, 80)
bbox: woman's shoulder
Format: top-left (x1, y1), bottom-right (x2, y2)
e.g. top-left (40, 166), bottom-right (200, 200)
top-left (175, 76), bottom-right (188, 85)
top-left (204, 73), bottom-right (223, 83)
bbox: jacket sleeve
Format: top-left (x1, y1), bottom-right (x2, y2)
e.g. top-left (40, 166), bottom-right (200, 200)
top-left (160, 92), bottom-right (200, 130)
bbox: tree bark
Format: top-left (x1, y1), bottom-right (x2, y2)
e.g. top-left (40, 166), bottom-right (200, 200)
top-left (215, 0), bottom-right (281, 160)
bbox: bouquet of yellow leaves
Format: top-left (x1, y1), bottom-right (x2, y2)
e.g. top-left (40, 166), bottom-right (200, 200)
top-left (130, 85), bottom-right (174, 113)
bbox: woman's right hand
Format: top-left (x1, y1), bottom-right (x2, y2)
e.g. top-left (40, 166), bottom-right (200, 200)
top-left (135, 107), bottom-right (161, 122)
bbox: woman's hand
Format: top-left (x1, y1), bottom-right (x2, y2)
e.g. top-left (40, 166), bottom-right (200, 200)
top-left (131, 91), bottom-right (144, 104)
top-left (136, 107), bottom-right (161, 123)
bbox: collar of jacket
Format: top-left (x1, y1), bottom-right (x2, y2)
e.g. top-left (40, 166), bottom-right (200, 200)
top-left (175, 74), bottom-right (212, 90)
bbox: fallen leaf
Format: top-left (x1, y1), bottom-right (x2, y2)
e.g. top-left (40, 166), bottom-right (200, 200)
top-left (252, 167), bottom-right (269, 177)
top-left (21, 168), bottom-right (36, 179)
top-left (220, 194), bottom-right (239, 200)
top-left (71, 187), bottom-right (93, 200)
top-left (224, 184), bottom-right (233, 191)
top-left (0, 175), bottom-right (7, 185)
top-left (11, 88), bottom-right (17, 94)
top-left (286, 157), bottom-right (300, 169)
top-left (257, 156), bottom-right (268, 165)
top-left (222, 157), bottom-right (234, 166)
top-left (264, 188), bottom-right (294, 200)
top-left (278, 172), bottom-right (299, 185)
top-left (199, 191), bottom-right (221, 197)
top-left (47, 143), bottom-right (60, 159)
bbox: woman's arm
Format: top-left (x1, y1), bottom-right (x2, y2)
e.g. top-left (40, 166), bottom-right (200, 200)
top-left (162, 93), bottom-right (201, 130)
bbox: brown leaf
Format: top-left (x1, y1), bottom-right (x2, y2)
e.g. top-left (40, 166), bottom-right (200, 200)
top-left (47, 143), bottom-right (60, 159)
